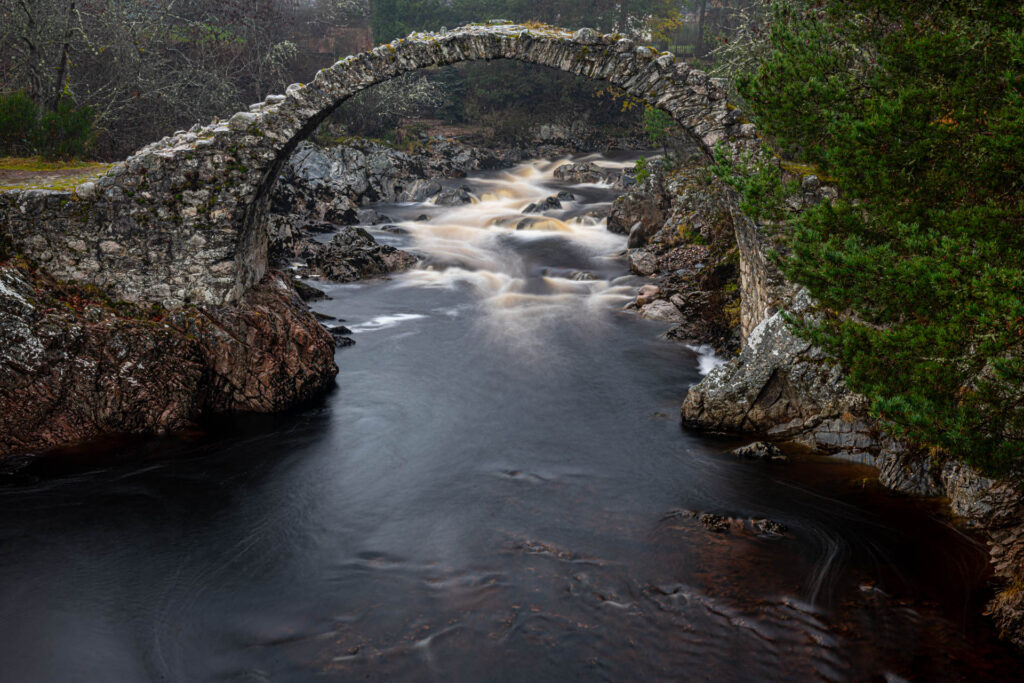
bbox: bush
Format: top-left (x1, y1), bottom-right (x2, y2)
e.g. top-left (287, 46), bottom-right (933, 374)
top-left (0, 91), bottom-right (39, 156)
top-left (29, 99), bottom-right (95, 160)
top-left (633, 156), bottom-right (650, 184)
top-left (0, 91), bottom-right (95, 160)
top-left (643, 105), bottom-right (674, 153)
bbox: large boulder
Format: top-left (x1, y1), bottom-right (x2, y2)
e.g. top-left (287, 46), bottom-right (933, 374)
top-left (554, 161), bottom-right (621, 185)
top-left (310, 227), bottom-right (417, 283)
top-left (607, 170), bottom-right (671, 239)
top-left (0, 266), bottom-right (337, 457)
top-left (640, 299), bottom-right (685, 322)
top-left (681, 291), bottom-right (873, 450)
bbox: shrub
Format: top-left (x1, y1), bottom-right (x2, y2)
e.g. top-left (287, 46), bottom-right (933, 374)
top-left (0, 92), bottom-right (95, 160)
top-left (29, 99), bottom-right (95, 160)
top-left (0, 91), bottom-right (39, 156)
top-left (633, 156), bottom-right (651, 184)
top-left (643, 105), bottom-right (674, 153)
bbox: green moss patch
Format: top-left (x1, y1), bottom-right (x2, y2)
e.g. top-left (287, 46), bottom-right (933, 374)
top-left (0, 157), bottom-right (113, 192)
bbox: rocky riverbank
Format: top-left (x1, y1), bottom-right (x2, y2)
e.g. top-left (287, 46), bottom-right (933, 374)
top-left (0, 264), bottom-right (336, 456)
top-left (0, 134), bottom-right (649, 458)
top-left (643, 155), bottom-right (1024, 648)
top-left (681, 286), bottom-right (1024, 647)
top-left (601, 149), bottom-right (742, 353)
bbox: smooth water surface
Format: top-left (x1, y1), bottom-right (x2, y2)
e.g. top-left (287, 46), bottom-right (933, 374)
top-left (0, 155), bottom-right (1020, 682)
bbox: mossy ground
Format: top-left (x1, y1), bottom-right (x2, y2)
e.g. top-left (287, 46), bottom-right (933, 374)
top-left (0, 157), bottom-right (114, 192)
top-left (778, 159), bottom-right (837, 183)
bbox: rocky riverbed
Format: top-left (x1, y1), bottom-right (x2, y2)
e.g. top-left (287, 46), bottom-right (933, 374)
top-left (266, 136), bottom-right (643, 285)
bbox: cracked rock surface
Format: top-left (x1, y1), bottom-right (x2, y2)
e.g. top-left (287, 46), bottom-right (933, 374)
top-left (0, 265), bottom-right (337, 456)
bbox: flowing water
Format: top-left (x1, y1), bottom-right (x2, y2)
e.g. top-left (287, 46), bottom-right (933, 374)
top-left (0, 154), bottom-right (1020, 681)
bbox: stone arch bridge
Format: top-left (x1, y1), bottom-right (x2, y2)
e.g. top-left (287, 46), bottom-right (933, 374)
top-left (0, 23), bottom-right (763, 310)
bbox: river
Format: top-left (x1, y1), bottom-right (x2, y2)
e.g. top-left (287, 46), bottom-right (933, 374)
top-left (0, 154), bottom-right (1020, 681)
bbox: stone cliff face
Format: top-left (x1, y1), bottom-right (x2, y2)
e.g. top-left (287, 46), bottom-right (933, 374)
top-left (0, 265), bottom-right (337, 456)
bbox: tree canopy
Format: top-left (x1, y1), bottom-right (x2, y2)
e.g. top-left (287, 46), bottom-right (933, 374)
top-left (727, 0), bottom-right (1024, 476)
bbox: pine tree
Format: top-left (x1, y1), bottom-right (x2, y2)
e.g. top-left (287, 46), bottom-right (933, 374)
top-left (731, 1), bottom-right (1024, 475)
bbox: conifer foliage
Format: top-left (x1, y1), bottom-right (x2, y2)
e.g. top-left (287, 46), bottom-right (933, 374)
top-left (734, 1), bottom-right (1024, 475)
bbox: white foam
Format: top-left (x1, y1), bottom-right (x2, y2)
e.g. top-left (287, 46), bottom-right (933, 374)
top-left (349, 313), bottom-right (427, 333)
top-left (687, 344), bottom-right (729, 376)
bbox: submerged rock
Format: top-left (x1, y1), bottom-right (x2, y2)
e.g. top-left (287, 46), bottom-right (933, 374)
top-left (732, 442), bottom-right (786, 462)
top-left (670, 508), bottom-right (789, 538)
top-left (753, 518), bottom-right (788, 536)
top-left (523, 195), bottom-right (564, 214)
top-left (356, 209), bottom-right (392, 225)
top-left (434, 187), bottom-right (475, 206)
top-left (525, 192), bottom-right (576, 214)
top-left (699, 513), bottom-right (730, 533)
top-left (327, 325), bottom-right (356, 349)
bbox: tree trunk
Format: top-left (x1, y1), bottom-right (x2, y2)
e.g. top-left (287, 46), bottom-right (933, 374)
top-left (696, 0), bottom-right (707, 59)
top-left (14, 0), bottom-right (42, 107)
top-left (51, 1), bottom-right (77, 111)
top-left (49, 0), bottom-right (76, 111)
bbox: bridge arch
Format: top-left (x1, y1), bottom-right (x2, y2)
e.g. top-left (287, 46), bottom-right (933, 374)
top-left (0, 24), bottom-right (760, 308)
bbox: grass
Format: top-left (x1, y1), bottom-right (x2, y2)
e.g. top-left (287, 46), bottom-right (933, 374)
top-left (0, 157), bottom-right (114, 192)
top-left (0, 157), bottom-right (109, 172)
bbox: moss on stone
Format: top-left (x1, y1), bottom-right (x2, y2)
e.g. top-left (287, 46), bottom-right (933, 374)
top-left (779, 159), bottom-right (836, 183)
